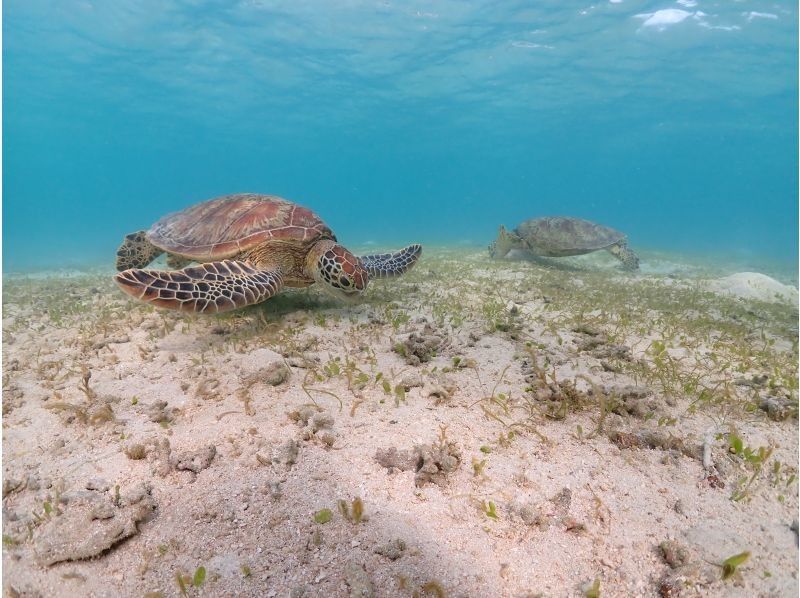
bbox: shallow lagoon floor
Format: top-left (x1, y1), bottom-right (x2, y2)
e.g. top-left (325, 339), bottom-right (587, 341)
top-left (2, 247), bottom-right (798, 597)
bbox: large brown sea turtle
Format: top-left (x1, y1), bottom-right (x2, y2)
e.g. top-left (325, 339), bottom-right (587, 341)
top-left (489, 216), bottom-right (639, 271)
top-left (114, 194), bottom-right (422, 313)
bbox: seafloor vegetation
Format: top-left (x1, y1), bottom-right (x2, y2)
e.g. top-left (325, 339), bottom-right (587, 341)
top-left (2, 248), bottom-right (798, 597)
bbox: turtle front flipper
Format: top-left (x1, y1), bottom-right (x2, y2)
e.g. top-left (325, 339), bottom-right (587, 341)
top-left (358, 244), bottom-right (422, 279)
top-left (116, 231), bottom-right (164, 271)
top-left (114, 260), bottom-right (283, 313)
top-left (489, 226), bottom-right (524, 259)
top-left (606, 242), bottom-right (640, 271)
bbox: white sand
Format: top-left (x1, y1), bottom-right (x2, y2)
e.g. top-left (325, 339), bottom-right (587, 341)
top-left (708, 272), bottom-right (798, 305)
top-left (2, 249), bottom-right (797, 597)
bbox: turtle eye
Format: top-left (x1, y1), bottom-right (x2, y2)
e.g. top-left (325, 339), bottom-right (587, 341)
top-left (339, 275), bottom-right (351, 288)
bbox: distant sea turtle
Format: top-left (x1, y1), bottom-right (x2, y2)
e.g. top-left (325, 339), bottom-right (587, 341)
top-left (489, 216), bottom-right (639, 271)
top-left (114, 194), bottom-right (422, 313)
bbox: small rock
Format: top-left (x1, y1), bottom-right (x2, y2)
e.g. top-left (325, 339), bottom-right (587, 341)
top-left (317, 431), bottom-right (337, 447)
top-left (172, 445), bottom-right (216, 473)
top-left (413, 442), bottom-right (461, 488)
top-left (148, 437), bottom-right (172, 477)
top-left (58, 490), bottom-right (100, 505)
top-left (374, 447), bottom-right (416, 472)
top-left (374, 539), bottom-right (406, 560)
top-left (310, 413), bottom-right (334, 432)
top-left (90, 502), bottom-right (116, 520)
top-left (237, 348), bottom-right (287, 380)
top-left (3, 478), bottom-right (24, 498)
top-left (124, 443), bottom-right (147, 460)
top-left (344, 562), bottom-right (375, 598)
top-left (550, 487), bottom-right (572, 516)
top-left (590, 343), bottom-right (632, 361)
top-left (518, 505), bottom-right (537, 526)
top-left (295, 410), bottom-right (337, 446)
top-left (424, 374), bottom-right (457, 403)
top-left (608, 430), bottom-right (698, 460)
top-left (145, 400), bottom-right (173, 424)
top-left (85, 478), bottom-right (110, 492)
top-left (572, 324), bottom-right (601, 336)
top-left (734, 374), bottom-right (768, 388)
top-left (290, 407), bottom-right (318, 426)
top-left (425, 384), bottom-right (451, 403)
top-left (399, 373), bottom-right (424, 390)
top-left (563, 516), bottom-right (586, 533)
top-left (759, 396), bottom-right (796, 421)
top-left (88, 403), bottom-right (114, 425)
top-left (393, 325), bottom-right (447, 366)
top-left (600, 360), bottom-right (621, 373)
top-left (518, 504), bottom-right (551, 529)
top-left (272, 439), bottom-right (298, 467)
top-left (376, 442), bottom-right (461, 487)
top-left (121, 483), bottom-right (152, 507)
top-left (34, 486), bottom-right (156, 566)
top-left (286, 356), bottom-right (311, 368)
top-left (244, 361), bottom-right (291, 387)
top-left (267, 481), bottom-right (282, 501)
top-left (660, 540), bottom-right (691, 569)
top-left (659, 562), bottom-right (718, 595)
top-left (91, 334), bottom-right (130, 350)
top-left (576, 335), bottom-right (608, 352)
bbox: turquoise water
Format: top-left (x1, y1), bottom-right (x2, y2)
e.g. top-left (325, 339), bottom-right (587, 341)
top-left (4, 1), bottom-right (797, 273)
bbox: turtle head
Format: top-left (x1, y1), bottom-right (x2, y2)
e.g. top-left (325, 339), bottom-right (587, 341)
top-left (308, 240), bottom-right (369, 301)
top-left (489, 225), bottom-right (518, 259)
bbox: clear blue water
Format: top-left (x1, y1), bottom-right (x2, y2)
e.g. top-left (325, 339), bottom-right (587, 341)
top-left (4, 1), bottom-right (798, 274)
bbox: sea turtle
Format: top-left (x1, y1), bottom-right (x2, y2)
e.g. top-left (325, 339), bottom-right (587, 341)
top-left (489, 216), bottom-right (639, 271)
top-left (114, 194), bottom-right (422, 313)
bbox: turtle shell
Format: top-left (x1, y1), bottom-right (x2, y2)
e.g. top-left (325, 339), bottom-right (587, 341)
top-left (147, 194), bottom-right (335, 261)
top-left (516, 217), bottom-right (626, 257)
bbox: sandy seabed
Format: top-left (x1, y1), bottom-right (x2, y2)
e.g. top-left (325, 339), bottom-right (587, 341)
top-left (2, 248), bottom-right (798, 598)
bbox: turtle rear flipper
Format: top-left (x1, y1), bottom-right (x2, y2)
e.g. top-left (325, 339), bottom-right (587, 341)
top-left (358, 244), bottom-right (422, 279)
top-left (116, 231), bottom-right (164, 271)
top-left (114, 260), bottom-right (283, 313)
top-left (606, 242), bottom-right (640, 271)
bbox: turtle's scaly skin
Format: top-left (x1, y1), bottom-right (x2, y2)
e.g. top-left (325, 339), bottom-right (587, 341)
top-left (114, 194), bottom-right (422, 313)
top-left (116, 231), bottom-right (164, 271)
top-left (604, 241), bottom-right (639, 271)
top-left (359, 244), bottom-right (422, 279)
top-left (490, 217), bottom-right (639, 271)
top-left (115, 260), bottom-right (283, 313)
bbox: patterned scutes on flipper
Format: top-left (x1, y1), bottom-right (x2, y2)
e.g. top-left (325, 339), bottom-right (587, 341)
top-left (147, 194), bottom-right (335, 261)
top-left (359, 244), bottom-right (422, 279)
top-left (115, 230), bottom-right (164, 271)
top-left (114, 260), bottom-right (283, 314)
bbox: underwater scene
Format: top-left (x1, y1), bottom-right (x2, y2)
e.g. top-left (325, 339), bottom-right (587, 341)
top-left (2, 1), bottom-right (798, 597)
